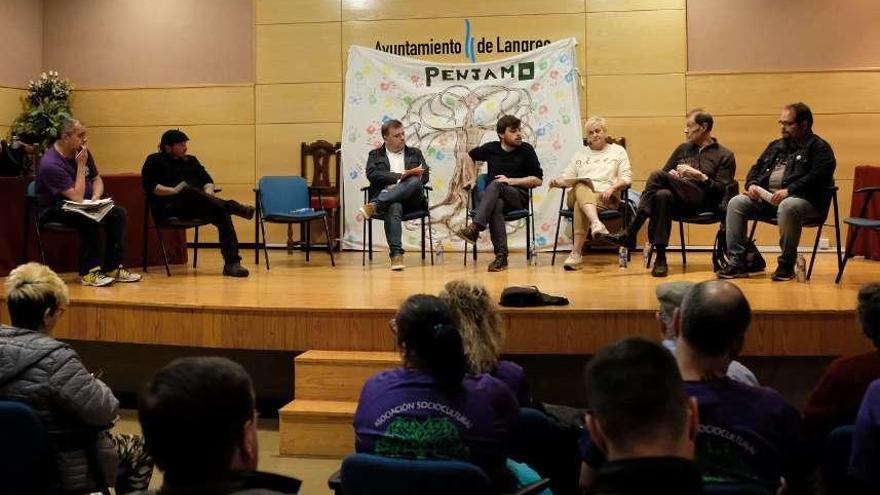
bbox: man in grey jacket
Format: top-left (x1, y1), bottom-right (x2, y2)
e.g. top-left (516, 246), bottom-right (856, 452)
top-left (0, 262), bottom-right (151, 493)
top-left (358, 119), bottom-right (429, 271)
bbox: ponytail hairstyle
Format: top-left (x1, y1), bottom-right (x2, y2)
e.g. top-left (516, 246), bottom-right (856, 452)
top-left (395, 294), bottom-right (467, 392)
top-left (439, 280), bottom-right (503, 374)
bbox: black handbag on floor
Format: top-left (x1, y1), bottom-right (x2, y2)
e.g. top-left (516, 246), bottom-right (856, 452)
top-left (499, 286), bottom-right (569, 307)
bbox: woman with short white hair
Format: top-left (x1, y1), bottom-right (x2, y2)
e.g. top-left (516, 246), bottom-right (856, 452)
top-left (549, 116), bottom-right (632, 270)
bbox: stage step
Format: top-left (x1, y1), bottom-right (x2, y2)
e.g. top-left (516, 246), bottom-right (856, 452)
top-left (279, 351), bottom-right (399, 457)
top-left (294, 350), bottom-right (399, 402)
top-left (279, 399), bottom-right (358, 457)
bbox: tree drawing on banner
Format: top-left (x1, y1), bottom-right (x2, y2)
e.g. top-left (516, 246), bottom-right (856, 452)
top-left (399, 85), bottom-right (535, 239)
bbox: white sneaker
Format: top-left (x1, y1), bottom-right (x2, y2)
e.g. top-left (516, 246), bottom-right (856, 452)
top-left (591, 222), bottom-right (610, 237)
top-left (563, 252), bottom-right (583, 271)
top-left (110, 266), bottom-right (142, 283)
top-left (81, 268), bottom-right (114, 287)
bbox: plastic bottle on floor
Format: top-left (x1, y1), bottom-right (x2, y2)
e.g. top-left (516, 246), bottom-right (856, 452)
top-left (434, 240), bottom-right (444, 266)
top-left (619, 247), bottom-right (629, 269)
top-left (795, 254), bottom-right (807, 283)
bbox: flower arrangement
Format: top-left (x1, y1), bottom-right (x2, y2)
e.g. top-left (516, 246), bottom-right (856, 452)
top-left (11, 70), bottom-right (74, 149)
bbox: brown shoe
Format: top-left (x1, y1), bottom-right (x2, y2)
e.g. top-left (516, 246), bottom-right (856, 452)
top-left (487, 255), bottom-right (508, 272)
top-left (455, 224), bottom-right (480, 244)
top-left (390, 254), bottom-right (405, 271)
top-left (359, 202), bottom-right (377, 219)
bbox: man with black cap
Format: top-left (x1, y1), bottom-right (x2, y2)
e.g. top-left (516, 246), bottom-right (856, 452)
top-left (142, 129), bottom-right (254, 277)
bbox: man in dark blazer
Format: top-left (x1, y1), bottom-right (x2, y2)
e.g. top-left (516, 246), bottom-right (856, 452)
top-left (359, 119), bottom-right (429, 271)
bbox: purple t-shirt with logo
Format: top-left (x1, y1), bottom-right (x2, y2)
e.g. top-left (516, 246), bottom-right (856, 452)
top-left (581, 377), bottom-right (812, 489)
top-left (354, 367), bottom-right (518, 483)
top-left (684, 378), bottom-right (812, 488)
top-left (850, 378), bottom-right (880, 488)
top-left (492, 360), bottom-right (533, 409)
top-left (36, 146), bottom-right (98, 210)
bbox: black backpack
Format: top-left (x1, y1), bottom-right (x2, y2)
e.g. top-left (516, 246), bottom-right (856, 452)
top-left (712, 228), bottom-right (766, 273)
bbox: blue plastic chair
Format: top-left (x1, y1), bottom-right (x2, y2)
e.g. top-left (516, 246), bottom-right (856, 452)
top-left (22, 181), bottom-right (78, 265)
top-left (255, 176), bottom-right (335, 269)
top-left (328, 453), bottom-right (550, 495)
top-left (837, 186), bottom-right (880, 283)
top-left (463, 174), bottom-right (536, 265)
top-left (0, 400), bottom-right (52, 494)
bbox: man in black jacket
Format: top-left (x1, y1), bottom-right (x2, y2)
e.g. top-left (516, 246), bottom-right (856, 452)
top-left (141, 129), bottom-right (254, 277)
top-left (359, 119), bottom-right (429, 271)
top-left (718, 102), bottom-right (836, 281)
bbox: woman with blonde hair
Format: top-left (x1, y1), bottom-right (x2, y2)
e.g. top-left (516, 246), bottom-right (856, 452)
top-left (549, 116), bottom-right (632, 271)
top-left (439, 279), bottom-right (532, 407)
top-left (0, 262), bottom-right (152, 493)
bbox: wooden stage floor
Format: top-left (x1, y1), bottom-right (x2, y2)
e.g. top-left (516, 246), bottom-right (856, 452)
top-left (1, 249), bottom-right (876, 357)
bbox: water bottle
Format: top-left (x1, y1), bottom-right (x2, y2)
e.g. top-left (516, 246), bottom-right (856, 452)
top-left (434, 240), bottom-right (444, 266)
top-left (10, 135), bottom-right (20, 149)
top-left (529, 240), bottom-right (538, 266)
top-left (643, 241), bottom-right (651, 268)
top-left (795, 254), bottom-right (807, 283)
top-left (618, 247), bottom-right (629, 269)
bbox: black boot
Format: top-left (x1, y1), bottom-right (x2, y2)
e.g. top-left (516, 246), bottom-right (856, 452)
top-left (651, 246), bottom-right (668, 277)
top-left (227, 200), bottom-right (256, 220)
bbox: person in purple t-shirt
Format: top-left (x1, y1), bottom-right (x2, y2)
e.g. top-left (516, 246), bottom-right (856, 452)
top-left (35, 118), bottom-right (140, 287)
top-left (353, 294), bottom-right (520, 493)
top-left (849, 378), bottom-right (880, 490)
top-left (580, 281), bottom-right (815, 493)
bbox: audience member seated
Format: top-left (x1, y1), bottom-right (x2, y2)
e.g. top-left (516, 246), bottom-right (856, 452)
top-left (582, 337), bottom-right (701, 495)
top-left (353, 294), bottom-right (529, 492)
top-left (849, 378), bottom-right (880, 492)
top-left (141, 129), bottom-right (255, 278)
top-left (548, 116), bottom-right (632, 271)
top-left (655, 280), bottom-right (758, 386)
top-left (439, 279), bottom-right (534, 407)
top-left (581, 281), bottom-right (813, 493)
top-left (0, 262), bottom-right (152, 493)
top-left (804, 283), bottom-right (880, 447)
top-left (718, 102), bottom-right (836, 281)
top-left (138, 356), bottom-right (301, 494)
top-left (607, 109), bottom-right (735, 277)
top-left (35, 118), bottom-right (141, 286)
top-left (0, 133), bottom-right (39, 176)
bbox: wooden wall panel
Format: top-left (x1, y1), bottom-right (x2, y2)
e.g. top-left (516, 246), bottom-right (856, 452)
top-left (0, 87), bottom-right (24, 127)
top-left (256, 0), bottom-right (341, 24)
top-left (687, 72), bottom-right (880, 116)
top-left (85, 125), bottom-right (255, 184)
top-left (587, 0), bottom-right (683, 11)
top-left (604, 117), bottom-right (683, 179)
top-left (256, 83), bottom-right (343, 123)
top-left (341, 0), bottom-right (585, 21)
top-left (587, 74), bottom-right (685, 117)
top-left (72, 86), bottom-right (255, 127)
top-left (255, 123), bottom-right (343, 178)
top-left (256, 23), bottom-right (343, 84)
top-left (586, 10), bottom-right (685, 74)
top-left (341, 14), bottom-right (586, 67)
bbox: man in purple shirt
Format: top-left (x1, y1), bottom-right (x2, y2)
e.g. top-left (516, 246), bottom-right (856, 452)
top-left (850, 378), bottom-right (880, 490)
top-left (36, 118), bottom-right (140, 286)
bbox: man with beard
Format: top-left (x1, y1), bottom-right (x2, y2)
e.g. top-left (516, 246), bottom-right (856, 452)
top-left (717, 102), bottom-right (836, 281)
top-left (455, 115), bottom-right (543, 272)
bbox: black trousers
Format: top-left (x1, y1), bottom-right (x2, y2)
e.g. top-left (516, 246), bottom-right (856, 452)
top-left (40, 205), bottom-right (128, 275)
top-left (472, 181), bottom-right (528, 256)
top-left (155, 187), bottom-right (241, 264)
top-left (638, 170), bottom-right (709, 246)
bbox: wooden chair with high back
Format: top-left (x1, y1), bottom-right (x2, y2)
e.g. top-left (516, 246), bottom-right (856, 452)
top-left (300, 140), bottom-right (342, 252)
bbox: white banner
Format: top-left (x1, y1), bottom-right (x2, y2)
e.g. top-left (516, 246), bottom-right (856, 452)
top-left (341, 38), bottom-right (582, 252)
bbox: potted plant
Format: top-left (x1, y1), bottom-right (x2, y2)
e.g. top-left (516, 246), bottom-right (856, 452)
top-left (10, 70), bottom-right (73, 150)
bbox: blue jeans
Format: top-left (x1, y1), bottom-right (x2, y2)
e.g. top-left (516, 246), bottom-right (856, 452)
top-left (725, 194), bottom-right (822, 267)
top-left (373, 176), bottom-right (424, 257)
